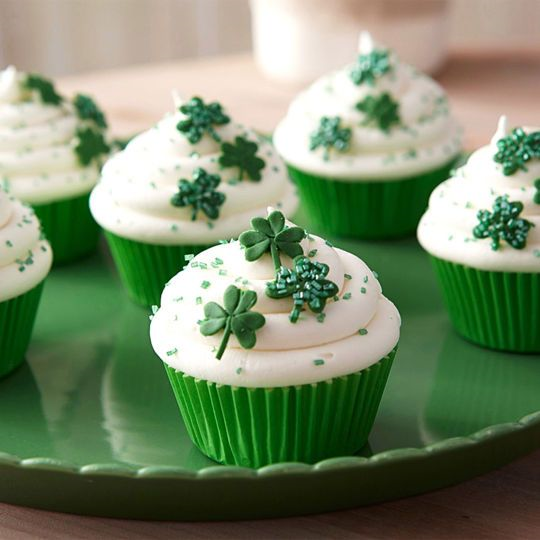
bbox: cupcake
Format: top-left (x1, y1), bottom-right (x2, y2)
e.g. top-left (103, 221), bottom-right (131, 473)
top-left (418, 117), bottom-right (540, 353)
top-left (0, 66), bottom-right (109, 264)
top-left (90, 94), bottom-right (298, 308)
top-left (0, 190), bottom-right (52, 377)
top-left (274, 32), bottom-right (462, 240)
top-left (150, 208), bottom-right (400, 467)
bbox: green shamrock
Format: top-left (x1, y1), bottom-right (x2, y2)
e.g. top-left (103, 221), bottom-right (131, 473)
top-left (218, 136), bottom-right (266, 181)
top-left (73, 94), bottom-right (108, 129)
top-left (239, 210), bottom-right (305, 271)
top-left (200, 285), bottom-right (266, 360)
top-left (493, 128), bottom-right (540, 175)
top-left (23, 73), bottom-right (63, 105)
top-left (473, 195), bottom-right (534, 251)
top-left (176, 96), bottom-right (230, 144)
top-left (350, 49), bottom-right (392, 86)
top-left (74, 127), bottom-right (110, 166)
top-left (355, 92), bottom-right (400, 133)
top-left (309, 116), bottom-right (352, 161)
top-left (170, 167), bottom-right (226, 221)
top-left (266, 255), bottom-right (339, 323)
top-left (534, 179), bottom-right (540, 204)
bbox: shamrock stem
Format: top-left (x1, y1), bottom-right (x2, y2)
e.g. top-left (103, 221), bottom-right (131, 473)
top-left (216, 318), bottom-right (232, 360)
top-left (270, 242), bottom-right (281, 271)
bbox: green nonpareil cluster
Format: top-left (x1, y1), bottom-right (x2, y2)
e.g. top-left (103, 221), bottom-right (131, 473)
top-left (473, 195), bottom-right (534, 251)
top-left (493, 128), bottom-right (540, 175)
top-left (350, 48), bottom-right (392, 86)
top-left (170, 167), bottom-right (226, 221)
top-left (176, 96), bottom-right (230, 143)
top-left (309, 117), bottom-right (352, 161)
top-left (355, 93), bottom-right (401, 133)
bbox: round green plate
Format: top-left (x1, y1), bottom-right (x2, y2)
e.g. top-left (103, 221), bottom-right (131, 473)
top-left (1, 219), bottom-right (539, 521)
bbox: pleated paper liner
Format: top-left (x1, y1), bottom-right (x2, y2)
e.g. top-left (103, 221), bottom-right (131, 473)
top-left (104, 231), bottom-right (211, 308)
top-left (0, 281), bottom-right (45, 379)
top-left (164, 347), bottom-right (397, 468)
top-left (33, 192), bottom-right (100, 265)
top-left (287, 158), bottom-right (457, 240)
top-left (430, 256), bottom-right (540, 353)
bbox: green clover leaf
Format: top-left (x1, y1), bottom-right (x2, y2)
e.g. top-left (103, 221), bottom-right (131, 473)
top-left (74, 126), bottom-right (110, 167)
top-left (355, 92), bottom-right (400, 133)
top-left (473, 195), bottom-right (534, 250)
top-left (309, 116), bottom-right (351, 161)
top-left (266, 255), bottom-right (339, 323)
top-left (493, 128), bottom-right (540, 175)
top-left (239, 210), bottom-right (305, 271)
top-left (218, 136), bottom-right (266, 181)
top-left (534, 178), bottom-right (540, 205)
top-left (200, 285), bottom-right (266, 359)
top-left (23, 74), bottom-right (63, 105)
top-left (170, 167), bottom-right (226, 221)
top-left (73, 94), bottom-right (108, 129)
top-left (350, 49), bottom-right (392, 86)
top-left (176, 96), bottom-right (230, 144)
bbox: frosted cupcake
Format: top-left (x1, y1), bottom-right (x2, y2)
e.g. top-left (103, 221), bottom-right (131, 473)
top-left (274, 32), bottom-right (462, 239)
top-left (0, 190), bottom-right (52, 377)
top-left (90, 95), bottom-right (298, 308)
top-left (0, 66), bottom-right (110, 263)
top-left (418, 117), bottom-right (540, 352)
top-left (150, 208), bottom-right (400, 467)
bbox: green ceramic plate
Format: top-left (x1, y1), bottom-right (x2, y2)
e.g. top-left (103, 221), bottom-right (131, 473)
top-left (1, 216), bottom-right (540, 521)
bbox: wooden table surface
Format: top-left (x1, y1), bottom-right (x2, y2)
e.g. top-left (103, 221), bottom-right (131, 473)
top-left (2, 52), bottom-right (540, 539)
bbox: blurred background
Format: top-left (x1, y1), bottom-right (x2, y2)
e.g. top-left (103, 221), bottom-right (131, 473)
top-left (0, 0), bottom-right (539, 81)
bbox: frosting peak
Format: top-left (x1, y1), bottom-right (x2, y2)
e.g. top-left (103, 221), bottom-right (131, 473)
top-left (0, 190), bottom-right (52, 302)
top-left (150, 211), bottom-right (400, 387)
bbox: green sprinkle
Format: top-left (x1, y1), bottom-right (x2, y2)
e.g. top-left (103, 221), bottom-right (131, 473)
top-left (344, 273), bottom-right (352, 280)
top-left (325, 240), bottom-right (333, 247)
top-left (236, 367), bottom-right (242, 375)
top-left (214, 257), bottom-right (224, 265)
top-left (313, 359), bottom-right (325, 366)
top-left (166, 348), bottom-right (178, 356)
top-left (195, 296), bottom-right (202, 305)
top-left (360, 287), bottom-right (367, 294)
top-left (218, 269), bottom-right (228, 276)
top-left (5, 240), bottom-right (12, 247)
top-left (533, 249), bottom-right (540, 258)
top-left (333, 295), bottom-right (340, 302)
top-left (308, 249), bottom-right (318, 258)
top-left (184, 254), bottom-right (195, 261)
top-left (363, 275), bottom-right (368, 283)
top-left (343, 292), bottom-right (352, 300)
top-left (316, 313), bottom-right (326, 323)
top-left (358, 328), bottom-right (368, 336)
top-left (201, 280), bottom-right (211, 289)
top-left (151, 305), bottom-right (159, 315)
top-left (173, 296), bottom-right (183, 302)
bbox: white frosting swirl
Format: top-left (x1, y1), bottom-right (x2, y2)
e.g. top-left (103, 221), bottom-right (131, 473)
top-left (0, 66), bottom-right (102, 205)
top-left (90, 101), bottom-right (298, 244)
top-left (0, 190), bottom-right (52, 302)
top-left (418, 118), bottom-right (540, 272)
top-left (274, 33), bottom-right (462, 180)
top-left (150, 216), bottom-right (400, 387)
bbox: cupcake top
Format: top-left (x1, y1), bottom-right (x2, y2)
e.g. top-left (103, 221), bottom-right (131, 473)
top-left (0, 66), bottom-right (109, 205)
top-left (90, 95), bottom-right (298, 245)
top-left (0, 189), bottom-right (52, 302)
top-left (418, 117), bottom-right (540, 272)
top-left (273, 32), bottom-right (462, 180)
top-left (150, 209), bottom-right (400, 388)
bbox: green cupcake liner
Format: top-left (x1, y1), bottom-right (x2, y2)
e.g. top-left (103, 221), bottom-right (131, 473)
top-left (164, 348), bottom-right (396, 468)
top-left (33, 192), bottom-right (100, 265)
top-left (431, 256), bottom-right (540, 353)
top-left (104, 231), bottom-right (211, 308)
top-left (0, 281), bottom-right (45, 379)
top-left (287, 159), bottom-right (457, 239)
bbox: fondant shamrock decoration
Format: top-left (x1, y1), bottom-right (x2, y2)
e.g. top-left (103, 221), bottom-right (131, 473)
top-left (534, 178), bottom-right (540, 205)
top-left (309, 116), bottom-right (352, 161)
top-left (266, 256), bottom-right (339, 323)
top-left (200, 285), bottom-right (266, 360)
top-left (73, 94), bottom-right (108, 129)
top-left (355, 92), bottom-right (400, 133)
top-left (170, 167), bottom-right (226, 221)
top-left (23, 73), bottom-right (63, 105)
top-left (218, 136), bottom-right (266, 181)
top-left (350, 48), bottom-right (392, 86)
top-left (176, 96), bottom-right (230, 143)
top-left (239, 210), bottom-right (305, 271)
top-left (473, 195), bottom-right (534, 251)
top-left (74, 126), bottom-right (110, 166)
top-left (493, 128), bottom-right (540, 176)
